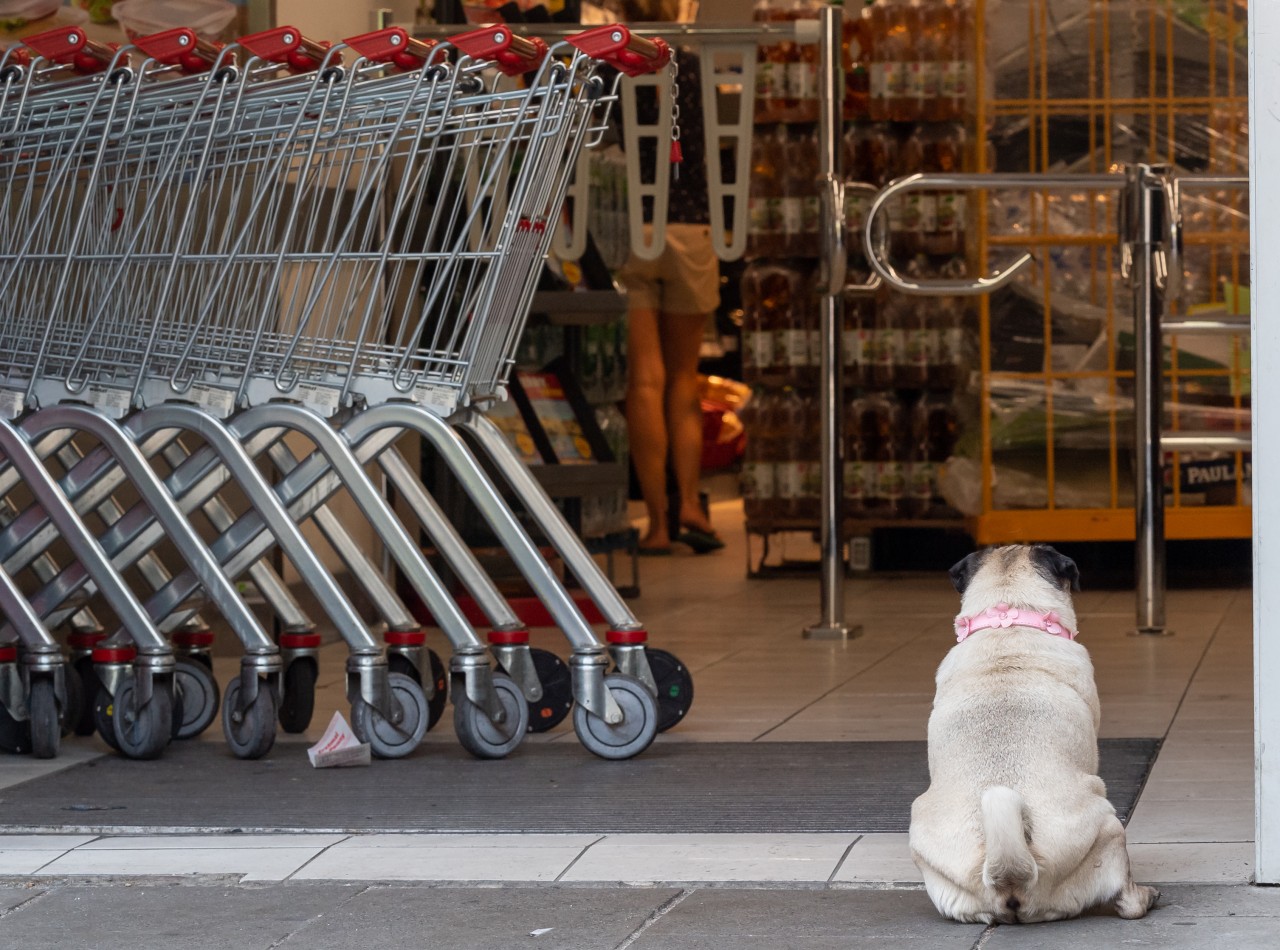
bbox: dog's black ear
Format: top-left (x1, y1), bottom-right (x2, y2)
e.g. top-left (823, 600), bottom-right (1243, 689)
top-left (948, 551), bottom-right (985, 595)
top-left (1032, 544), bottom-right (1081, 592)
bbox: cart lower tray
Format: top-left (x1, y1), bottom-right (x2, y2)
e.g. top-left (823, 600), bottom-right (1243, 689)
top-left (1, 739), bottom-right (1159, 835)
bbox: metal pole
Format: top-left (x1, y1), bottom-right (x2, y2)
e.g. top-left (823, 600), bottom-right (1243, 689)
top-left (1130, 164), bottom-right (1169, 635)
top-left (805, 2), bottom-right (860, 641)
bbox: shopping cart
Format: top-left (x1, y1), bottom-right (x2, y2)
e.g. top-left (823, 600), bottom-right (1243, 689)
top-left (0, 21), bottom-right (682, 761)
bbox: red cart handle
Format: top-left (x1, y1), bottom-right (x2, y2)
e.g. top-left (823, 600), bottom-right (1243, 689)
top-left (344, 27), bottom-right (436, 72)
top-left (449, 25), bottom-right (548, 76)
top-left (567, 25), bottom-right (671, 76)
top-left (132, 28), bottom-right (224, 74)
top-left (237, 26), bottom-right (331, 72)
top-left (22, 26), bottom-right (119, 74)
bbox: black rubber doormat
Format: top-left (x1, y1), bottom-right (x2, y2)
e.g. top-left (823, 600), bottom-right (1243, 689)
top-left (0, 739), bottom-right (1160, 834)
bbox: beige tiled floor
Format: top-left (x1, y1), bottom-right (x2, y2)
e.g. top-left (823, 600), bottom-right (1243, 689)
top-left (3, 499), bottom-right (1259, 884)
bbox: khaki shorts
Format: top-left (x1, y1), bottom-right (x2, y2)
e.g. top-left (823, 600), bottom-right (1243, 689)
top-left (617, 222), bottom-right (721, 316)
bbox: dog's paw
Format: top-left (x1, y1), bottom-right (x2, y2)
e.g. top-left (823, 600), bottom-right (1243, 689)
top-left (1116, 883), bottom-right (1159, 919)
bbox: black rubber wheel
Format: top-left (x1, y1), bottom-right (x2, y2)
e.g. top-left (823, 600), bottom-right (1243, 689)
top-left (526, 647), bottom-right (573, 734)
top-left (222, 676), bottom-right (278, 760)
top-left (28, 678), bottom-right (60, 759)
top-left (173, 657), bottom-right (221, 740)
top-left (453, 673), bottom-right (528, 760)
top-left (643, 648), bottom-right (694, 733)
top-left (0, 700), bottom-right (31, 754)
top-left (387, 649), bottom-right (448, 732)
top-left (351, 672), bottom-right (428, 759)
top-left (71, 657), bottom-right (99, 736)
top-left (92, 687), bottom-right (122, 752)
top-left (58, 664), bottom-right (82, 738)
top-left (278, 658), bottom-right (317, 735)
top-left (572, 673), bottom-right (658, 761)
top-left (111, 677), bottom-right (173, 760)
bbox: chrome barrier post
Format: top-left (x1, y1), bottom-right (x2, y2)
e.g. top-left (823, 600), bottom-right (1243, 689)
top-left (805, 1), bottom-right (860, 641)
top-left (1128, 164), bottom-right (1172, 636)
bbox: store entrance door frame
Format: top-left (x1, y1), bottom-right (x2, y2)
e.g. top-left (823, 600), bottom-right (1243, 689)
top-left (1248, 0), bottom-right (1278, 886)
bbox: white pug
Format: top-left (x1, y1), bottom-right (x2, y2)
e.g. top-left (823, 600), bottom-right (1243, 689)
top-left (909, 543), bottom-right (1159, 924)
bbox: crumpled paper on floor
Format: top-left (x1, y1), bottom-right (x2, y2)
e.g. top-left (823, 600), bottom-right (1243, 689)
top-left (307, 710), bottom-right (371, 768)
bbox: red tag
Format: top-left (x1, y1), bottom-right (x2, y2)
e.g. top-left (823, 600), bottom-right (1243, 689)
top-left (670, 140), bottom-right (683, 165)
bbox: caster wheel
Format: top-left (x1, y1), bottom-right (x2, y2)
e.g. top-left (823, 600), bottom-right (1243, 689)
top-left (278, 658), bottom-right (316, 734)
top-left (173, 657), bottom-right (221, 740)
top-left (351, 672), bottom-right (428, 759)
top-left (0, 700), bottom-right (31, 754)
top-left (572, 673), bottom-right (658, 761)
top-left (526, 647), bottom-right (573, 734)
top-left (453, 673), bottom-right (528, 760)
top-left (222, 676), bottom-right (277, 760)
top-left (72, 657), bottom-right (99, 736)
top-left (190, 652), bottom-right (214, 671)
top-left (29, 678), bottom-right (60, 759)
top-left (111, 677), bottom-right (173, 760)
top-left (644, 648), bottom-right (694, 733)
top-left (92, 688), bottom-right (122, 752)
top-left (387, 650), bottom-right (448, 732)
top-left (59, 664), bottom-right (82, 739)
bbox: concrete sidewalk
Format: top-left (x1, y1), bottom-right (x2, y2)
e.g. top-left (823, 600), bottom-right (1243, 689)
top-left (1, 882), bottom-right (1277, 949)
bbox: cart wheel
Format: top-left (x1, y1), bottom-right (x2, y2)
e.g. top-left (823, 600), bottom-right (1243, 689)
top-left (526, 647), bottom-right (573, 734)
top-left (28, 678), bottom-right (60, 760)
top-left (573, 673), bottom-right (658, 761)
top-left (173, 657), bottom-right (221, 740)
top-left (387, 650), bottom-right (448, 732)
top-left (222, 676), bottom-right (278, 760)
top-left (351, 672), bottom-right (428, 759)
top-left (58, 663), bottom-right (82, 738)
top-left (72, 657), bottom-right (99, 736)
top-left (644, 648), bottom-right (694, 733)
top-left (453, 673), bottom-right (528, 760)
top-left (92, 688), bottom-right (122, 752)
top-left (0, 700), bottom-right (30, 754)
top-left (111, 677), bottom-right (173, 760)
top-left (278, 657), bottom-right (316, 734)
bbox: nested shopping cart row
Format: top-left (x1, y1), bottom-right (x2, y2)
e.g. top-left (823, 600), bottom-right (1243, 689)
top-left (0, 20), bottom-right (691, 763)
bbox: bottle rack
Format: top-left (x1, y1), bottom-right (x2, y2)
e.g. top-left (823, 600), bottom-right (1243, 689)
top-left (738, 0), bottom-right (978, 576)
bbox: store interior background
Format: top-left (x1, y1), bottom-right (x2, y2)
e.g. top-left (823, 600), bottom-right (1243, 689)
top-left (0, 0), bottom-right (1258, 881)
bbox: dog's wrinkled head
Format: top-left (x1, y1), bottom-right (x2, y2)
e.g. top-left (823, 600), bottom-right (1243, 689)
top-left (949, 544), bottom-right (1080, 624)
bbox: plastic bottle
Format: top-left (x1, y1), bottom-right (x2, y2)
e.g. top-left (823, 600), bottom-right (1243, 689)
top-left (866, 0), bottom-right (895, 122)
top-left (845, 0), bottom-right (876, 120)
top-left (906, 393), bottom-right (959, 517)
top-left (798, 391), bottom-right (822, 520)
top-left (921, 122), bottom-right (967, 256)
top-left (747, 125), bottom-right (786, 259)
top-left (776, 387), bottom-right (807, 518)
top-left (843, 390), bottom-right (869, 518)
top-left (927, 291), bottom-right (964, 391)
top-left (777, 261), bottom-right (811, 384)
top-left (896, 125), bottom-right (932, 256)
top-left (842, 268), bottom-right (876, 391)
top-left (739, 390), bottom-right (776, 524)
top-left (782, 126), bottom-right (821, 259)
top-left (933, 0), bottom-right (970, 123)
top-left (852, 390), bottom-right (905, 518)
top-left (788, 0), bottom-right (820, 124)
top-left (753, 0), bottom-right (780, 123)
top-left (742, 260), bottom-right (774, 380)
top-left (900, 1), bottom-right (927, 122)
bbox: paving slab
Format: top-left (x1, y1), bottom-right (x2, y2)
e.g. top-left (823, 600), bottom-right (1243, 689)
top-left (628, 889), bottom-right (984, 950)
top-left (280, 885), bottom-right (680, 950)
top-left (0, 884), bottom-right (43, 914)
top-left (0, 882), bottom-right (357, 950)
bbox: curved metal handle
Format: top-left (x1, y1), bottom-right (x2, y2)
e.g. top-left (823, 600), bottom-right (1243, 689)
top-left (343, 27), bottom-right (437, 71)
top-left (862, 172), bottom-right (1125, 297)
top-left (566, 25), bottom-right (671, 76)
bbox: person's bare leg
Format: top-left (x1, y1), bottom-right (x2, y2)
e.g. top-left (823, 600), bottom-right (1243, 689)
top-left (660, 310), bottom-right (717, 537)
top-left (626, 305), bottom-right (671, 549)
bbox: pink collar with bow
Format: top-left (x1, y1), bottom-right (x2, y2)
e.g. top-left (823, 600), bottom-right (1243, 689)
top-left (953, 602), bottom-right (1076, 643)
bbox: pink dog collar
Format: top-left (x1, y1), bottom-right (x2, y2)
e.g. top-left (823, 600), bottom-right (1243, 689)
top-left (953, 602), bottom-right (1076, 643)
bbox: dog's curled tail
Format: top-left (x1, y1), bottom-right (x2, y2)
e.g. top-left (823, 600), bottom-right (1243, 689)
top-left (981, 786), bottom-right (1038, 894)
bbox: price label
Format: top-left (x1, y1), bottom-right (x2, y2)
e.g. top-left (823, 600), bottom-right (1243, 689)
top-left (189, 383), bottom-right (235, 417)
top-left (296, 383), bottom-right (341, 415)
top-left (88, 386), bottom-right (132, 419)
top-left (413, 383), bottom-right (458, 416)
top-left (0, 389), bottom-right (24, 420)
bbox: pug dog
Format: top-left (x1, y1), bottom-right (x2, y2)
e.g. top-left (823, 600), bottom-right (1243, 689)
top-left (909, 544), bottom-right (1159, 924)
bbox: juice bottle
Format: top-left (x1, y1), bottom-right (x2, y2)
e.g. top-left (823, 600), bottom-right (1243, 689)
top-left (845, 0), bottom-right (876, 120)
top-left (866, 0), bottom-right (894, 122)
top-left (747, 125), bottom-right (786, 259)
top-left (896, 125), bottom-right (932, 256)
top-left (922, 122), bottom-right (967, 255)
top-left (777, 260), bottom-right (810, 384)
top-left (853, 390), bottom-right (905, 517)
top-left (782, 126), bottom-right (821, 259)
top-left (936, 0), bottom-right (971, 122)
top-left (739, 389), bottom-right (777, 524)
top-left (740, 261), bottom-right (773, 383)
top-left (753, 0), bottom-right (780, 123)
top-left (899, 1), bottom-right (927, 122)
top-left (906, 393), bottom-right (959, 516)
top-left (776, 387), bottom-right (806, 518)
top-left (798, 391), bottom-right (822, 520)
top-left (788, 0), bottom-right (821, 124)
top-left (927, 292), bottom-right (964, 391)
top-left (842, 265), bottom-right (876, 390)
top-left (843, 390), bottom-right (869, 518)
top-left (770, 1), bottom-right (798, 122)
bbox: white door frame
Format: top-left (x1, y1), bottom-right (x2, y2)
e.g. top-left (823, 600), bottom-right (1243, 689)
top-left (1249, 0), bottom-right (1279, 885)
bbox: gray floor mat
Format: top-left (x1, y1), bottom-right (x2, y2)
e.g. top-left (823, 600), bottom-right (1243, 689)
top-left (0, 739), bottom-right (1159, 833)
